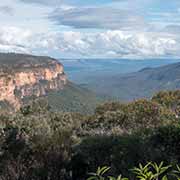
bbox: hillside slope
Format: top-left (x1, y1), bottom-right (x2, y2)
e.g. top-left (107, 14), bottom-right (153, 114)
top-left (47, 81), bottom-right (103, 114)
top-left (83, 61), bottom-right (180, 101)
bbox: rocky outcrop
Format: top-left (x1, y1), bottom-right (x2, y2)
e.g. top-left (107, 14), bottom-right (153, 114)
top-left (0, 54), bottom-right (67, 110)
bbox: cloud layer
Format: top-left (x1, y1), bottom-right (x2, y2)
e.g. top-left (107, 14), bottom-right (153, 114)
top-left (0, 26), bottom-right (179, 58)
top-left (55, 31), bottom-right (179, 58)
top-left (50, 7), bottom-right (146, 30)
top-left (1, 0), bottom-right (180, 58)
top-left (0, 6), bottom-right (14, 15)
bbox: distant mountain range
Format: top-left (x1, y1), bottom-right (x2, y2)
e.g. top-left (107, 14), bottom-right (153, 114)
top-left (81, 61), bottom-right (180, 101)
top-left (61, 58), bottom-right (179, 84)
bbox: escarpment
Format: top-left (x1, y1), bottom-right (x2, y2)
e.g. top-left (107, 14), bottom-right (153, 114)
top-left (0, 53), bottom-right (67, 110)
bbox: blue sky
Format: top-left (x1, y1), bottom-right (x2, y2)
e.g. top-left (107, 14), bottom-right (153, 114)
top-left (0, 0), bottom-right (180, 58)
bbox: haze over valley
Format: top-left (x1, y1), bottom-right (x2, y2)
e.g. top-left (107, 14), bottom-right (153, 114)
top-left (62, 58), bottom-right (180, 100)
top-left (62, 58), bottom-right (180, 83)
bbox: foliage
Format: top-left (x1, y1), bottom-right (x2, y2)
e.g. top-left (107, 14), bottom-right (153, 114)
top-left (132, 162), bottom-right (171, 180)
top-left (72, 125), bottom-right (180, 179)
top-left (152, 90), bottom-right (180, 117)
top-left (46, 82), bottom-right (103, 114)
top-left (88, 163), bottom-right (180, 180)
top-left (0, 105), bottom-right (84, 180)
top-left (0, 90), bottom-right (180, 180)
top-left (82, 99), bottom-right (177, 136)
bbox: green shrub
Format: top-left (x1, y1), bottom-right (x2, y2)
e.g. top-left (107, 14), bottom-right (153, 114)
top-left (84, 99), bottom-right (177, 136)
top-left (88, 163), bottom-right (180, 180)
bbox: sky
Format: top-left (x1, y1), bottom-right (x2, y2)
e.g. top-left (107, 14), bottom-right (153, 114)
top-left (0, 0), bottom-right (180, 59)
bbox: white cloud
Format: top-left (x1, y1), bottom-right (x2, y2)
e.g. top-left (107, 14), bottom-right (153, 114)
top-left (0, 26), bottom-right (179, 58)
top-left (0, 44), bottom-right (29, 53)
top-left (0, 0), bottom-right (54, 33)
top-left (0, 26), bottom-right (33, 53)
top-left (0, 27), bottom-right (32, 44)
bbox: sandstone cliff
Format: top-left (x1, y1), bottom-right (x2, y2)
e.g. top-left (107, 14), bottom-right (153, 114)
top-left (0, 53), bottom-right (67, 110)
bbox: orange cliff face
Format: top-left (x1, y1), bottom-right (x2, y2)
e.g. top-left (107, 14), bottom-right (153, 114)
top-left (0, 60), bottom-right (67, 110)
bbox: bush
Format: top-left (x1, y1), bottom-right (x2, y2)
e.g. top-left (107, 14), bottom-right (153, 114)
top-left (87, 163), bottom-right (180, 180)
top-left (83, 100), bottom-right (177, 136)
top-left (0, 109), bottom-right (82, 180)
top-left (152, 90), bottom-right (180, 117)
top-left (72, 125), bottom-right (180, 179)
top-left (0, 90), bottom-right (180, 180)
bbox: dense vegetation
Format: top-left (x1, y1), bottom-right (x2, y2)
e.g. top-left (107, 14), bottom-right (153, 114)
top-left (88, 164), bottom-right (180, 180)
top-left (0, 90), bottom-right (180, 180)
top-left (47, 82), bottom-right (103, 114)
